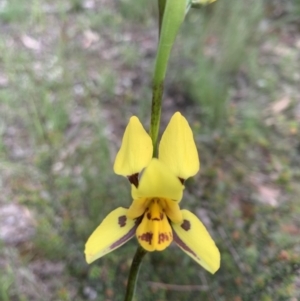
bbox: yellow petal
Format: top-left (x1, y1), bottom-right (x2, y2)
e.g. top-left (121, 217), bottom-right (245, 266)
top-left (131, 158), bottom-right (183, 202)
top-left (159, 112), bottom-right (200, 179)
top-left (85, 207), bottom-right (137, 264)
top-left (163, 198), bottom-right (183, 223)
top-left (136, 199), bottom-right (173, 251)
top-left (127, 197), bottom-right (183, 223)
top-left (127, 197), bottom-right (150, 220)
top-left (172, 209), bottom-right (220, 274)
top-left (113, 116), bottom-right (153, 176)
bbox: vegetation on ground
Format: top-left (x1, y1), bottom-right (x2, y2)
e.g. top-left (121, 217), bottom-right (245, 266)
top-left (0, 0), bottom-right (299, 300)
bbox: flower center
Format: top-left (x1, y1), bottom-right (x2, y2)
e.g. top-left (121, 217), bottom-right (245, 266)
top-left (136, 198), bottom-right (173, 252)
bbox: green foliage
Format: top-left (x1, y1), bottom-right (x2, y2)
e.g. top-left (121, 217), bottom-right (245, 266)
top-left (0, 0), bottom-right (29, 23)
top-left (172, 0), bottom-right (264, 126)
top-left (117, 0), bottom-right (156, 22)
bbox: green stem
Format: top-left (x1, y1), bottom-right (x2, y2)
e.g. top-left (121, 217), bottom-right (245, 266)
top-left (123, 246), bottom-right (147, 301)
top-left (150, 0), bottom-right (186, 156)
top-left (158, 0), bottom-right (166, 36)
top-left (150, 81), bottom-right (163, 158)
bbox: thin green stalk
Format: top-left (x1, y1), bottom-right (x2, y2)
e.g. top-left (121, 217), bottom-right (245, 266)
top-left (123, 246), bottom-right (147, 301)
top-left (150, 81), bottom-right (163, 158)
top-left (150, 0), bottom-right (186, 156)
top-left (158, 0), bottom-right (166, 36)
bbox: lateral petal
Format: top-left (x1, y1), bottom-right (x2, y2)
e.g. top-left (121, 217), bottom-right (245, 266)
top-left (113, 116), bottom-right (153, 176)
top-left (164, 198), bottom-right (183, 223)
top-left (131, 159), bottom-right (183, 202)
top-left (172, 209), bottom-right (220, 274)
top-left (127, 197), bottom-right (150, 220)
top-left (85, 207), bottom-right (137, 264)
top-left (159, 112), bottom-right (200, 179)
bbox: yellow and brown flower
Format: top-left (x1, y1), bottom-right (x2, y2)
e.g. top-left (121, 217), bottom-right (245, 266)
top-left (84, 112), bottom-right (220, 274)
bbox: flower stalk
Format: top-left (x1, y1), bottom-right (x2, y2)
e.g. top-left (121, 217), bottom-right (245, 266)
top-left (158, 0), bottom-right (166, 36)
top-left (123, 246), bottom-right (147, 301)
top-left (150, 0), bottom-right (186, 156)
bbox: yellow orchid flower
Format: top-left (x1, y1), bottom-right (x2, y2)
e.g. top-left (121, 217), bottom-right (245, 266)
top-left (84, 112), bottom-right (220, 274)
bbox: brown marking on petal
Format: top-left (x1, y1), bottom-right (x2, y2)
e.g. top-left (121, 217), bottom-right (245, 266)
top-left (118, 215), bottom-right (127, 227)
top-left (127, 173), bottom-right (139, 188)
top-left (181, 219), bottom-right (191, 231)
top-left (147, 199), bottom-right (163, 221)
top-left (138, 232), bottom-right (153, 245)
top-left (160, 212), bottom-right (164, 220)
top-left (135, 215), bottom-right (143, 226)
top-left (110, 222), bottom-right (138, 250)
top-left (158, 232), bottom-right (172, 244)
top-left (178, 177), bottom-right (185, 184)
top-left (172, 229), bottom-right (199, 260)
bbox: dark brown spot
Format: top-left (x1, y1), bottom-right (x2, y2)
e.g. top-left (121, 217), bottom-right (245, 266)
top-left (146, 212), bottom-right (151, 220)
top-left (127, 173), bottom-right (139, 187)
top-left (160, 212), bottom-right (164, 220)
top-left (178, 177), bottom-right (185, 184)
top-left (181, 219), bottom-right (191, 231)
top-left (118, 215), bottom-right (127, 227)
top-left (158, 232), bottom-right (172, 244)
top-left (138, 232), bottom-right (153, 244)
top-left (135, 215), bottom-right (143, 226)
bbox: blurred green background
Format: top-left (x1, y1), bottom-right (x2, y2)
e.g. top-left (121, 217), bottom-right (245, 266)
top-left (0, 0), bottom-right (299, 300)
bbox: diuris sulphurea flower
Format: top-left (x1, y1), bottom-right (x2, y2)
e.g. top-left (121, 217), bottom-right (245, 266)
top-left (84, 112), bottom-right (220, 274)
